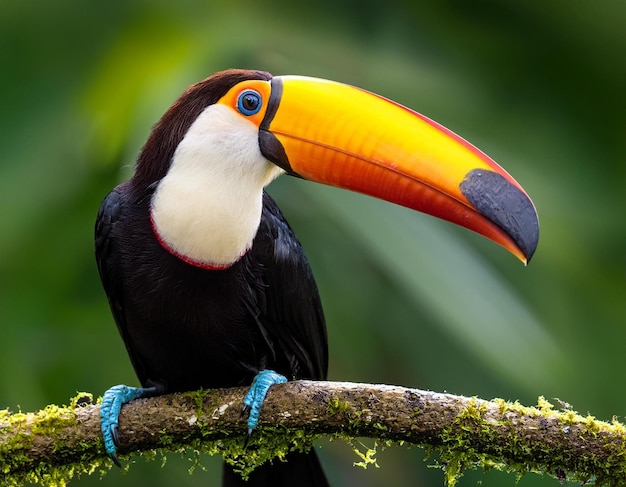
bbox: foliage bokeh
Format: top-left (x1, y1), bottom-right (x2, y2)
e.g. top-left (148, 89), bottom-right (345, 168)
top-left (1, 1), bottom-right (624, 485)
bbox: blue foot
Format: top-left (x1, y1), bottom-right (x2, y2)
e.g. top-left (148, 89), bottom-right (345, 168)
top-left (243, 370), bottom-right (287, 437)
top-left (100, 384), bottom-right (158, 466)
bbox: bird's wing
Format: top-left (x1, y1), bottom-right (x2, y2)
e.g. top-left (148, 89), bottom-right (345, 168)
top-left (94, 186), bottom-right (126, 328)
top-left (94, 183), bottom-right (151, 385)
top-left (253, 191), bottom-right (329, 380)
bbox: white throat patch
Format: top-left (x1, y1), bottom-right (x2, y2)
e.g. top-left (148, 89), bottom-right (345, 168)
top-left (150, 104), bottom-right (284, 268)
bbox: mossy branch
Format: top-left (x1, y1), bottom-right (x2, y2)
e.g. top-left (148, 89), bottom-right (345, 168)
top-left (2, 381), bottom-right (626, 486)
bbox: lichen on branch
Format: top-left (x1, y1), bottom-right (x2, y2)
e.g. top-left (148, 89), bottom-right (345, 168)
top-left (1, 381), bottom-right (626, 486)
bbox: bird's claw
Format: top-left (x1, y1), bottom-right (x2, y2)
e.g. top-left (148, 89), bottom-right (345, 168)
top-left (100, 384), bottom-right (157, 466)
top-left (243, 370), bottom-right (287, 440)
top-left (101, 421), bottom-right (122, 467)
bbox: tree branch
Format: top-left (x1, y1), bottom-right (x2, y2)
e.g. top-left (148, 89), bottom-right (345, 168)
top-left (2, 381), bottom-right (625, 486)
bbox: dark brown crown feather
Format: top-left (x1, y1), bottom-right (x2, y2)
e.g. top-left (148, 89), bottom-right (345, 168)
top-left (131, 69), bottom-right (273, 198)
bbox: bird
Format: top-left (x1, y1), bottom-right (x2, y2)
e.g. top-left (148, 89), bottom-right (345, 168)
top-left (95, 68), bottom-right (539, 486)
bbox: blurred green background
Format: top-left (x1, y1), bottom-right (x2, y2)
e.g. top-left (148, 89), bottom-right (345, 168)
top-left (1, 1), bottom-right (624, 485)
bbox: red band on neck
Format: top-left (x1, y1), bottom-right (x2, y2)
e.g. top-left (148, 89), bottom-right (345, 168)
top-left (149, 213), bottom-right (235, 271)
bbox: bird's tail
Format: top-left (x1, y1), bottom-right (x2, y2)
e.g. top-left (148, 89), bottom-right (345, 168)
top-left (222, 450), bottom-right (329, 486)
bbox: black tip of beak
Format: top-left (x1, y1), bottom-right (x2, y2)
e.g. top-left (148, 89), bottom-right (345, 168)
top-left (460, 170), bottom-right (539, 262)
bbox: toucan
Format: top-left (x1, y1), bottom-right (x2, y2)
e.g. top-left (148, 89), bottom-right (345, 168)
top-left (95, 69), bottom-right (539, 486)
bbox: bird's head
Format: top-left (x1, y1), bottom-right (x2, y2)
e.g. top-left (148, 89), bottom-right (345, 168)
top-left (139, 69), bottom-right (538, 267)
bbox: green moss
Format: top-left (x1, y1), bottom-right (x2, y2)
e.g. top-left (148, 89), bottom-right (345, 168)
top-left (349, 439), bottom-right (380, 469)
top-left (536, 395), bottom-right (554, 413)
top-left (492, 398), bottom-right (509, 415)
top-left (372, 422), bottom-right (387, 431)
top-left (214, 426), bottom-right (320, 480)
top-left (432, 396), bottom-right (626, 487)
top-left (183, 389), bottom-right (207, 420)
top-left (0, 393), bottom-right (111, 487)
top-left (437, 398), bottom-right (533, 486)
top-left (326, 397), bottom-right (351, 416)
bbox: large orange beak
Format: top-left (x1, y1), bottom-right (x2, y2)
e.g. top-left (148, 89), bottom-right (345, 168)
top-left (259, 75), bottom-right (539, 263)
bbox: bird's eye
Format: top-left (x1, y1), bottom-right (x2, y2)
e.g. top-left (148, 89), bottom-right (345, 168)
top-left (237, 90), bottom-right (262, 116)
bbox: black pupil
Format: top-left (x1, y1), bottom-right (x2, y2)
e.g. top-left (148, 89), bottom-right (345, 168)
top-left (243, 93), bottom-right (258, 111)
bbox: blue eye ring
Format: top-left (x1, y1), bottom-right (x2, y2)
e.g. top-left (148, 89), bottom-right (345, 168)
top-left (237, 89), bottom-right (263, 116)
